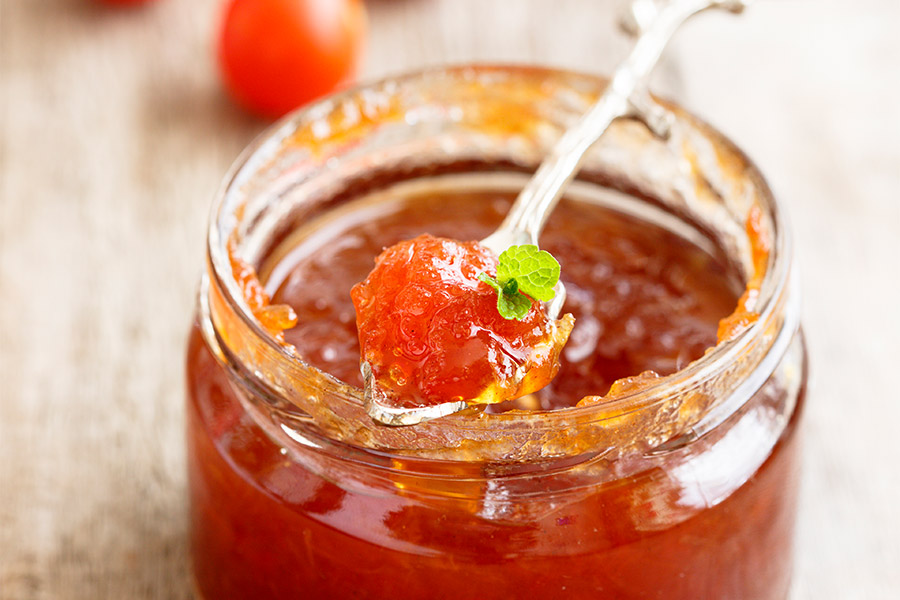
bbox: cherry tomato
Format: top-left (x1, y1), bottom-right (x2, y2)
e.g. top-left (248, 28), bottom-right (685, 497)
top-left (219, 0), bottom-right (367, 119)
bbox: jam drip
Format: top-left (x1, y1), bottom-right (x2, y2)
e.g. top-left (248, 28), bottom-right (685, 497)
top-left (228, 239), bottom-right (298, 342)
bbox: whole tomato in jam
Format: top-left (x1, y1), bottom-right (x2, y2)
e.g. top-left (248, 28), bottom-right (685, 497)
top-left (351, 235), bottom-right (573, 410)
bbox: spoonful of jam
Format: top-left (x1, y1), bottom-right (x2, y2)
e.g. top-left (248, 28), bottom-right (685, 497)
top-left (352, 237), bottom-right (573, 425)
top-left (353, 0), bottom-right (748, 426)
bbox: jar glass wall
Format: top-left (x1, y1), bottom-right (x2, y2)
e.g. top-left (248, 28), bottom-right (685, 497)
top-left (186, 66), bottom-right (806, 600)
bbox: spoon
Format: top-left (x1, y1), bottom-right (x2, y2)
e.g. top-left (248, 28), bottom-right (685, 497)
top-left (365, 0), bottom-right (748, 426)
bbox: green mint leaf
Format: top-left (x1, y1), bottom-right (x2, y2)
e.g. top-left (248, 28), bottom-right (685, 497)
top-left (496, 245), bottom-right (560, 302)
top-left (478, 245), bottom-right (562, 321)
top-left (502, 278), bottom-right (518, 295)
top-left (496, 288), bottom-right (531, 320)
top-left (479, 272), bottom-right (531, 320)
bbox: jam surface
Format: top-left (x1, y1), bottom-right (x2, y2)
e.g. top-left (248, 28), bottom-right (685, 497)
top-left (270, 189), bottom-right (739, 409)
top-left (187, 184), bottom-right (803, 599)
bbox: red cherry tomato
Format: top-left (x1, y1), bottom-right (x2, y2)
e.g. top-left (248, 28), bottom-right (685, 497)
top-left (219, 0), bottom-right (367, 119)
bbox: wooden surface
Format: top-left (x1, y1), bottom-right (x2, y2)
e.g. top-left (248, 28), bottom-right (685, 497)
top-left (1, 0), bottom-right (898, 598)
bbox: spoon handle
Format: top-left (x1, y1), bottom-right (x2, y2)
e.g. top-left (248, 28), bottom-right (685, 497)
top-left (480, 0), bottom-right (747, 255)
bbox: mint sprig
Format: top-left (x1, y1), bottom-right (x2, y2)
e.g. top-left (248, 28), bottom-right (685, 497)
top-left (479, 245), bottom-right (561, 320)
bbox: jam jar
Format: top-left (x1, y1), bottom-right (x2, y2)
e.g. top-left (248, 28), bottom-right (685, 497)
top-left (186, 66), bottom-right (806, 600)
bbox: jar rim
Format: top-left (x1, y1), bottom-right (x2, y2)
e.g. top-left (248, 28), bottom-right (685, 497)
top-left (203, 64), bottom-right (799, 458)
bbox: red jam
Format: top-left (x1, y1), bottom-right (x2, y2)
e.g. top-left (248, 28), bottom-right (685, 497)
top-left (187, 187), bottom-right (804, 599)
top-left (351, 234), bottom-right (571, 409)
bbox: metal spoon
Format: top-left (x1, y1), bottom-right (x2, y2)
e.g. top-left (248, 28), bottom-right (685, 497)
top-left (365, 0), bottom-right (749, 426)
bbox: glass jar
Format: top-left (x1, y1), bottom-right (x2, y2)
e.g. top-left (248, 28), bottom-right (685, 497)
top-left (186, 66), bottom-right (806, 600)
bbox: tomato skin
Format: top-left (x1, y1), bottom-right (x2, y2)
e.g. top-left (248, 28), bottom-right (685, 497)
top-left (219, 0), bottom-right (367, 119)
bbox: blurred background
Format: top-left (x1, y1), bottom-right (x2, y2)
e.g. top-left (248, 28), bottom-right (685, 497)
top-left (1, 0), bottom-right (897, 598)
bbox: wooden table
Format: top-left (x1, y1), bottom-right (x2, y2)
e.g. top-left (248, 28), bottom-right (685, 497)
top-left (1, 0), bottom-right (897, 598)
